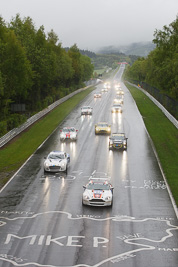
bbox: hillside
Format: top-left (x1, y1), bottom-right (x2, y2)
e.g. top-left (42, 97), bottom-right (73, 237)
top-left (97, 42), bottom-right (156, 57)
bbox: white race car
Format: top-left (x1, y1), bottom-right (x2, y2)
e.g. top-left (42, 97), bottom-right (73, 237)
top-left (82, 178), bottom-right (114, 206)
top-left (81, 106), bottom-right (93, 115)
top-left (44, 151), bottom-right (70, 173)
top-left (60, 127), bottom-right (78, 141)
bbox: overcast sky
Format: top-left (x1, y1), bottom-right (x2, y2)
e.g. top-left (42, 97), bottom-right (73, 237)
top-left (0, 0), bottom-right (177, 51)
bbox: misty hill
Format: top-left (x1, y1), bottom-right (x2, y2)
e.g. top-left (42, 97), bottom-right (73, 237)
top-left (97, 42), bottom-right (156, 57)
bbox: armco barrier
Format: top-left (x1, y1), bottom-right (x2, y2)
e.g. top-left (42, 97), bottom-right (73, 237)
top-left (127, 82), bottom-right (178, 129)
top-left (127, 79), bottom-right (178, 119)
top-left (0, 80), bottom-right (100, 148)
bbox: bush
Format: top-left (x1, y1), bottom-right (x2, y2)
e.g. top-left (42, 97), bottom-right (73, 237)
top-left (7, 114), bottom-right (27, 131)
top-left (42, 96), bottom-right (54, 108)
top-left (0, 121), bottom-right (7, 137)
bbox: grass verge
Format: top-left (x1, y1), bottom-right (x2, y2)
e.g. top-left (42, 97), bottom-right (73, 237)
top-left (125, 82), bottom-right (178, 206)
top-left (0, 86), bottom-right (95, 188)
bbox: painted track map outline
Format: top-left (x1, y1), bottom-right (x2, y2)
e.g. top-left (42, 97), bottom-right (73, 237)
top-left (0, 210), bottom-right (178, 267)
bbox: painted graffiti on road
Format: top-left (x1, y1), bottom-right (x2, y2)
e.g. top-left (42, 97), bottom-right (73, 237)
top-left (0, 211), bottom-right (177, 267)
top-left (110, 253), bottom-right (136, 263)
top-left (124, 179), bottom-right (167, 189)
top-left (0, 254), bottom-right (27, 263)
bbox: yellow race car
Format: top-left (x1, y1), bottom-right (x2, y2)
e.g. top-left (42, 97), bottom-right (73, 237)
top-left (95, 122), bottom-right (111, 135)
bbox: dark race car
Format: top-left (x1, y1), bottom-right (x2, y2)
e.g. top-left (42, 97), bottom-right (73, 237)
top-left (109, 133), bottom-right (128, 150)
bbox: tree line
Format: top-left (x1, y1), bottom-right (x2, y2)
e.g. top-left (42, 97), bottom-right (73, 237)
top-left (124, 17), bottom-right (178, 100)
top-left (0, 14), bottom-right (94, 136)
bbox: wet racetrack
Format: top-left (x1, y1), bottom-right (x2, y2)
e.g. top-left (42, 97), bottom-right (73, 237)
top-left (0, 66), bottom-right (177, 267)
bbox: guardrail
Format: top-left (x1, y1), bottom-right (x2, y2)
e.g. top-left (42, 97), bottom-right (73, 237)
top-left (0, 80), bottom-right (100, 148)
top-left (127, 82), bottom-right (178, 129)
top-left (127, 79), bottom-right (178, 119)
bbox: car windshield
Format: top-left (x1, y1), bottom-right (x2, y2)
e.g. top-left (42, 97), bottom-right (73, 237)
top-left (111, 134), bottom-right (125, 140)
top-left (48, 153), bottom-right (64, 159)
top-left (113, 105), bottom-right (121, 108)
top-left (63, 128), bottom-right (75, 132)
top-left (86, 183), bottom-right (110, 190)
top-left (98, 123), bottom-right (108, 127)
top-left (82, 107), bottom-right (90, 109)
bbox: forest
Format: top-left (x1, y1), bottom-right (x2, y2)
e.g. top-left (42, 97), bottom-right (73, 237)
top-left (124, 17), bottom-right (178, 100)
top-left (0, 15), bottom-right (94, 136)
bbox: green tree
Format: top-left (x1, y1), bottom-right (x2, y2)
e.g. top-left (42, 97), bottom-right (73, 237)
top-left (80, 55), bottom-right (94, 81)
top-left (0, 19), bottom-right (32, 118)
top-left (68, 44), bottom-right (82, 87)
top-left (125, 16), bottom-right (178, 99)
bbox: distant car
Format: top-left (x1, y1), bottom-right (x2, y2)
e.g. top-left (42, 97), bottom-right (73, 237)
top-left (111, 104), bottom-right (122, 113)
top-left (104, 82), bottom-right (111, 89)
top-left (95, 122), bottom-right (111, 134)
top-left (113, 95), bottom-right (124, 104)
top-left (101, 88), bottom-right (108, 92)
top-left (94, 92), bottom-right (102, 98)
top-left (81, 106), bottom-right (93, 115)
top-left (116, 89), bottom-right (124, 95)
top-left (60, 127), bottom-right (78, 141)
top-left (82, 178), bottom-right (114, 206)
top-left (114, 82), bottom-right (121, 89)
top-left (44, 151), bottom-right (70, 173)
top-left (109, 133), bottom-right (128, 150)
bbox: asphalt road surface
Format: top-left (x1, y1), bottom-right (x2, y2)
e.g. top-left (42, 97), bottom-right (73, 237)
top-left (0, 66), bottom-right (177, 267)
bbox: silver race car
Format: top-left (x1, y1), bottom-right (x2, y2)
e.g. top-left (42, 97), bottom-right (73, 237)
top-left (111, 104), bottom-right (122, 113)
top-left (60, 127), bottom-right (78, 141)
top-left (44, 151), bottom-right (70, 173)
top-left (82, 178), bottom-right (114, 206)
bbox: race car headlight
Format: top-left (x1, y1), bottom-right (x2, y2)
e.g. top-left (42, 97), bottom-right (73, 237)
top-left (107, 128), bottom-right (110, 132)
top-left (60, 133), bottom-right (65, 137)
top-left (44, 162), bottom-right (49, 168)
top-left (110, 141), bottom-right (113, 145)
top-left (105, 196), bottom-right (111, 200)
top-left (123, 141), bottom-right (126, 145)
top-left (61, 162), bottom-right (65, 168)
top-left (83, 194), bottom-right (90, 200)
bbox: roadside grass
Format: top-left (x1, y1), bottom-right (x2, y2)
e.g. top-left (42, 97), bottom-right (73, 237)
top-left (0, 86), bottom-right (95, 188)
top-left (125, 83), bottom-right (178, 206)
